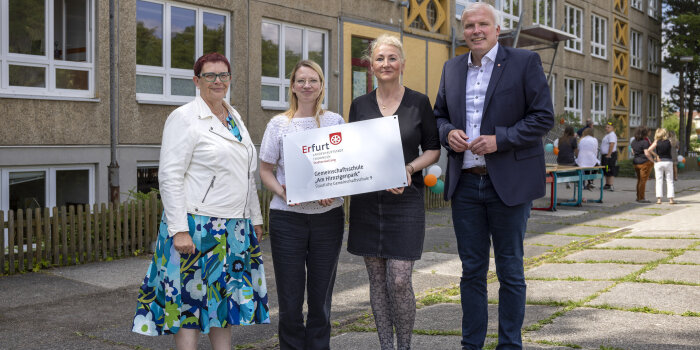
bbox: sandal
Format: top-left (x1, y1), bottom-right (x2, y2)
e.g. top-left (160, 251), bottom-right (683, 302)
top-left (656, 198), bottom-right (662, 204)
top-left (669, 199), bottom-right (676, 205)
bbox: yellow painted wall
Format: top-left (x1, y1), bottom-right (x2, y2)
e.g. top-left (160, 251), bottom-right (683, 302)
top-left (402, 36), bottom-right (426, 95)
top-left (427, 41), bottom-right (450, 106)
top-left (341, 22), bottom-right (451, 119)
top-left (342, 23), bottom-right (397, 120)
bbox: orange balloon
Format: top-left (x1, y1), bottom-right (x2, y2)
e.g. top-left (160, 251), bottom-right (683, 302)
top-left (682, 158), bottom-right (686, 163)
top-left (553, 147), bottom-right (559, 155)
top-left (424, 174), bottom-right (438, 187)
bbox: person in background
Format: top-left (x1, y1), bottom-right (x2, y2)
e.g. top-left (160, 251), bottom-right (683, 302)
top-left (347, 34), bottom-right (441, 350)
top-left (132, 53), bottom-right (269, 349)
top-left (576, 118), bottom-right (594, 138)
top-left (601, 122), bottom-right (618, 191)
top-left (576, 127), bottom-right (600, 190)
top-left (259, 60), bottom-right (345, 350)
top-left (557, 126), bottom-right (578, 166)
top-left (630, 127), bottom-right (654, 203)
top-left (647, 128), bottom-right (676, 204)
top-left (668, 130), bottom-right (680, 181)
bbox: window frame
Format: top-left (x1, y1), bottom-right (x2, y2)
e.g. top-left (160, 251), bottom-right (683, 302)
top-left (0, 0), bottom-right (96, 98)
top-left (590, 14), bottom-right (607, 60)
top-left (532, 0), bottom-right (555, 28)
top-left (648, 0), bottom-right (658, 19)
top-left (0, 164), bottom-right (95, 220)
top-left (564, 4), bottom-right (583, 53)
top-left (455, 0), bottom-right (479, 20)
top-left (495, 0), bottom-right (521, 30)
top-left (647, 37), bottom-right (660, 74)
top-left (630, 30), bottom-right (643, 69)
top-left (629, 89), bottom-right (642, 127)
top-left (591, 81), bottom-right (607, 125)
top-left (564, 77), bottom-right (583, 123)
top-left (135, 0), bottom-right (231, 105)
top-left (647, 93), bottom-right (659, 127)
top-left (260, 19), bottom-right (329, 110)
top-left (631, 0), bottom-right (643, 11)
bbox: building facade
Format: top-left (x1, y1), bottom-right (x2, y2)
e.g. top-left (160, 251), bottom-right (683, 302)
top-left (0, 0), bottom-right (661, 215)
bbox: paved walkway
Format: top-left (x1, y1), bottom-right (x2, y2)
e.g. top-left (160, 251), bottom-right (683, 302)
top-left (1, 173), bottom-right (699, 349)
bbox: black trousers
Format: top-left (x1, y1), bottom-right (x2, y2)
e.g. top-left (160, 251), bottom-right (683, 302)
top-left (269, 206), bottom-right (345, 350)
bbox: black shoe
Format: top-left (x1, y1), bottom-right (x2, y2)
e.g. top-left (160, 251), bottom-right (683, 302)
top-left (636, 199), bottom-right (650, 203)
top-left (603, 184), bottom-right (610, 190)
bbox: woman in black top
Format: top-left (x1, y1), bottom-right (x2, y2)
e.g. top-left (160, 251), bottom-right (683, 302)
top-left (556, 126), bottom-right (577, 166)
top-left (630, 127), bottom-right (654, 202)
top-left (647, 128), bottom-right (675, 204)
top-left (347, 34), bottom-right (440, 350)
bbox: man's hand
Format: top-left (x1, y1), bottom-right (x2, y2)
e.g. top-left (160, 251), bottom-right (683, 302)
top-left (173, 231), bottom-right (196, 255)
top-left (448, 129), bottom-right (470, 152)
top-left (469, 135), bottom-right (497, 155)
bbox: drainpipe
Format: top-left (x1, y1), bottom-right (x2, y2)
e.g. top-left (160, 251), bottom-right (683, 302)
top-left (108, 0), bottom-right (120, 203)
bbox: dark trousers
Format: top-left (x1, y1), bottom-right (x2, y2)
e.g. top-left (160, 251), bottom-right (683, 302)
top-left (451, 173), bottom-right (531, 350)
top-left (634, 162), bottom-right (653, 200)
top-left (269, 207), bottom-right (345, 350)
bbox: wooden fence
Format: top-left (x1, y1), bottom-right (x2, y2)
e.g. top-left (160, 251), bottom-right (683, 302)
top-left (2, 186), bottom-right (448, 275)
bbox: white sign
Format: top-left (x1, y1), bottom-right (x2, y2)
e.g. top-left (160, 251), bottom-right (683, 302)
top-left (282, 116), bottom-right (407, 204)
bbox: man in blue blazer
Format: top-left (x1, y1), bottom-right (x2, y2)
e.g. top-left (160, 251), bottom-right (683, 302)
top-left (433, 3), bottom-right (553, 349)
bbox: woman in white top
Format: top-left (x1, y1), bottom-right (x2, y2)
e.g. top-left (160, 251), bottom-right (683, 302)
top-left (576, 128), bottom-right (599, 190)
top-left (259, 60), bottom-right (345, 350)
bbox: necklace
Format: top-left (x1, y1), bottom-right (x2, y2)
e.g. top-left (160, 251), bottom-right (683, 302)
top-left (376, 87), bottom-right (403, 111)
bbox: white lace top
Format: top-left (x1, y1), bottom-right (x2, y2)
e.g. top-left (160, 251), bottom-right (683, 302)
top-left (259, 111), bottom-right (345, 213)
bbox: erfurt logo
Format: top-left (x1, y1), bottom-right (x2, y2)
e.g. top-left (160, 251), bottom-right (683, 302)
top-left (302, 143), bottom-right (330, 154)
top-left (329, 132), bottom-right (342, 145)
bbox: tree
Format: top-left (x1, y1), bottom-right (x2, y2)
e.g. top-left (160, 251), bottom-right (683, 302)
top-left (662, 0), bottom-right (700, 156)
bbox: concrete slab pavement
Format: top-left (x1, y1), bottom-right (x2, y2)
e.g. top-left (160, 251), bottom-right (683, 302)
top-left (2, 176), bottom-right (700, 349)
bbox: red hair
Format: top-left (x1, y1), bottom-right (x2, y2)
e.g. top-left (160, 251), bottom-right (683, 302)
top-left (193, 52), bottom-right (230, 76)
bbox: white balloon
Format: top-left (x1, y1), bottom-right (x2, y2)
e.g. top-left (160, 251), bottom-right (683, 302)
top-left (427, 165), bottom-right (442, 177)
top-left (678, 155), bottom-right (684, 162)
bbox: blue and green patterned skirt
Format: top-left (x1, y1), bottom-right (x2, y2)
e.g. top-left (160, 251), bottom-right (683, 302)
top-left (132, 213), bottom-right (270, 336)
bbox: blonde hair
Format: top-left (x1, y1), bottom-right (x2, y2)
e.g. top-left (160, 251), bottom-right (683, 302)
top-left (654, 128), bottom-right (668, 141)
top-left (363, 34), bottom-right (405, 64)
top-left (284, 60), bottom-right (325, 124)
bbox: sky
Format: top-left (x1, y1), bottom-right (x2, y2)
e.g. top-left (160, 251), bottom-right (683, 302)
top-left (662, 68), bottom-right (676, 100)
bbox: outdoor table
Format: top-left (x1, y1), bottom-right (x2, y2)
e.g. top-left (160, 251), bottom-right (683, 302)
top-left (533, 165), bottom-right (605, 211)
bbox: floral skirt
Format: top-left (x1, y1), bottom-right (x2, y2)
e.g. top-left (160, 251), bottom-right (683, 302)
top-left (132, 214), bottom-right (270, 336)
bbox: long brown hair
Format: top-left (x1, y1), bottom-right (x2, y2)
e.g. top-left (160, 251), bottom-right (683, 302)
top-left (284, 60), bottom-right (326, 125)
top-left (559, 126), bottom-right (575, 147)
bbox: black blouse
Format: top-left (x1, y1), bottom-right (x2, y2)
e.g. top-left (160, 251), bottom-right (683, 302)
top-left (348, 87), bottom-right (441, 186)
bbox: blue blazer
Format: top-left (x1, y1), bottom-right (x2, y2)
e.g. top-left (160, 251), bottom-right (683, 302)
top-left (433, 45), bottom-right (554, 206)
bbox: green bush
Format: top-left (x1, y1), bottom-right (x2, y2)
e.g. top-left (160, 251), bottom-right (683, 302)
top-left (617, 159), bottom-right (636, 178)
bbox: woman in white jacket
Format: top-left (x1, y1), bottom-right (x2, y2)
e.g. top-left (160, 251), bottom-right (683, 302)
top-left (132, 53), bottom-right (269, 349)
top-left (576, 127), bottom-right (599, 190)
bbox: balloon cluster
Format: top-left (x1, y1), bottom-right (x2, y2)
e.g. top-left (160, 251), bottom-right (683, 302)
top-left (423, 165), bottom-right (444, 194)
top-left (545, 143), bottom-right (554, 153)
top-left (678, 155), bottom-right (686, 169)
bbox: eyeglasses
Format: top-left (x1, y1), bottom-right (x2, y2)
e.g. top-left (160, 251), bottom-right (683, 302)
top-left (198, 72), bottom-right (231, 82)
top-left (294, 79), bottom-right (320, 87)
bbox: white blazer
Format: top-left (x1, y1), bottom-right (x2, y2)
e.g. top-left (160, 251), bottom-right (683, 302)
top-left (158, 96), bottom-right (263, 237)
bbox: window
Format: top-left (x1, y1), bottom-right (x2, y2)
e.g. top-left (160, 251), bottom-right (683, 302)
top-left (647, 38), bottom-right (660, 74)
top-left (495, 0), bottom-right (520, 30)
top-left (630, 30), bottom-right (643, 69)
top-left (564, 77), bottom-right (583, 122)
top-left (137, 163), bottom-right (159, 194)
top-left (261, 20), bottom-right (328, 109)
top-left (648, 0), bottom-right (658, 19)
top-left (564, 5), bottom-right (583, 53)
top-left (135, 0), bottom-right (230, 104)
top-left (647, 93), bottom-right (659, 127)
top-left (0, 0), bottom-right (95, 98)
top-left (630, 89), bottom-right (642, 127)
top-left (1, 165), bottom-right (95, 217)
top-left (533, 0), bottom-right (555, 28)
top-left (591, 14), bottom-right (607, 59)
top-left (591, 82), bottom-right (607, 124)
top-left (455, 0), bottom-right (479, 19)
top-left (631, 0), bottom-right (643, 11)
